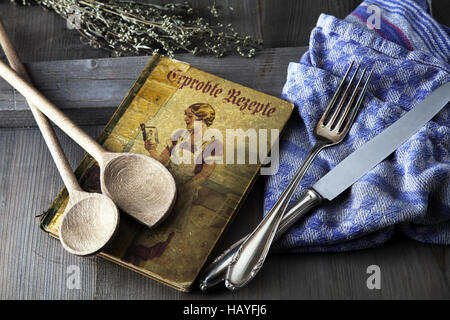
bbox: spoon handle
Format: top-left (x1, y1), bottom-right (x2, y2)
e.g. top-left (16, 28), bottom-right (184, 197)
top-left (0, 59), bottom-right (105, 162)
top-left (0, 20), bottom-right (82, 194)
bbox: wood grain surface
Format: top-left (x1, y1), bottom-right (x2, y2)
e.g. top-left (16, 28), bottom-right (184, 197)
top-left (0, 0), bottom-right (449, 299)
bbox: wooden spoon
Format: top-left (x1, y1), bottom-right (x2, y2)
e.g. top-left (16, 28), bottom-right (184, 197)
top-left (0, 54), bottom-right (177, 229)
top-left (0, 19), bottom-right (119, 255)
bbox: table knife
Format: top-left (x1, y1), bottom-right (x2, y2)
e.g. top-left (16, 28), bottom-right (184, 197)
top-left (199, 81), bottom-right (450, 291)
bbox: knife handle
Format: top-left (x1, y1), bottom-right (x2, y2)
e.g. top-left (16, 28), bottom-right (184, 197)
top-left (199, 188), bottom-right (322, 291)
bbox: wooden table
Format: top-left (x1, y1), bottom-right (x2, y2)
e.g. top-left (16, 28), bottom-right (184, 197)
top-left (1, 1), bottom-right (449, 300)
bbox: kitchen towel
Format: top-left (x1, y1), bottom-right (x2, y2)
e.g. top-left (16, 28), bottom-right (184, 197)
top-left (267, 0), bottom-right (450, 252)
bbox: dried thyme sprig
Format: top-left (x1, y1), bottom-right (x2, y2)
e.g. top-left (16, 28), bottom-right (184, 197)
top-left (10, 0), bottom-right (262, 58)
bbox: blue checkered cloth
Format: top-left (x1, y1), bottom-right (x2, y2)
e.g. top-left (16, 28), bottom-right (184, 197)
top-left (266, 0), bottom-right (450, 252)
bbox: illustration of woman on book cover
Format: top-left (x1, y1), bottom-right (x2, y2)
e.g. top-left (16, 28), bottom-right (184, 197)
top-left (144, 102), bottom-right (222, 227)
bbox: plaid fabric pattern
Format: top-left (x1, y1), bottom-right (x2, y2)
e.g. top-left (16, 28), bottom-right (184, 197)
top-left (266, 0), bottom-right (450, 252)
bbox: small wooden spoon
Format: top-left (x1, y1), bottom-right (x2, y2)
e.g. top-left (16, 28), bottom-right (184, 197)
top-left (0, 20), bottom-right (119, 255)
top-left (0, 56), bottom-right (176, 229)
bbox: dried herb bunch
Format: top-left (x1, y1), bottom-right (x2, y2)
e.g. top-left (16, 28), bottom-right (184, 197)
top-left (11, 0), bottom-right (262, 57)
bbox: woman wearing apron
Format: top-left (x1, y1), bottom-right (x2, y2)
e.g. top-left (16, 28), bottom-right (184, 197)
top-left (145, 102), bottom-right (222, 230)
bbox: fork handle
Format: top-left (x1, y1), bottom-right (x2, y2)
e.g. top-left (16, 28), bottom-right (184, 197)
top-left (200, 188), bottom-right (321, 291)
top-left (225, 142), bottom-right (327, 290)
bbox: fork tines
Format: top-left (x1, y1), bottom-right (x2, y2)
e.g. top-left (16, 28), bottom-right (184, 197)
top-left (320, 61), bottom-right (373, 135)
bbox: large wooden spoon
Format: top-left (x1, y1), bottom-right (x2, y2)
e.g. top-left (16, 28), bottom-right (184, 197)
top-left (0, 52), bottom-right (176, 229)
top-left (0, 19), bottom-right (119, 255)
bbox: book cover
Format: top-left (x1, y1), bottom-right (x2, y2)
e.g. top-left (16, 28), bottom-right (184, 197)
top-left (40, 55), bottom-right (294, 292)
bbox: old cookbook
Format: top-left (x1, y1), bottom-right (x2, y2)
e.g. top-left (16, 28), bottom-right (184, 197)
top-left (40, 55), bottom-right (294, 291)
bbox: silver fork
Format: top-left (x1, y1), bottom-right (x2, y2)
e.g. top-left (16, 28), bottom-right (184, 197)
top-left (224, 61), bottom-right (373, 290)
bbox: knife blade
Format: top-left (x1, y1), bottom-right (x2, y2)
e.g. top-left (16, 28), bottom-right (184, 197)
top-left (314, 81), bottom-right (450, 200)
top-left (199, 81), bottom-right (450, 291)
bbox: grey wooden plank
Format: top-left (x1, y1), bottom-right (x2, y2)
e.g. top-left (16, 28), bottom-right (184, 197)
top-left (260, 0), bottom-right (361, 48)
top-left (431, 0), bottom-right (450, 24)
top-left (0, 46), bottom-right (308, 128)
top-left (274, 236), bottom-right (450, 299)
top-left (0, 126), bottom-right (102, 299)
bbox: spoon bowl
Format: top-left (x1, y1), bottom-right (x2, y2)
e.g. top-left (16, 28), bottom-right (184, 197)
top-left (59, 191), bottom-right (120, 256)
top-left (100, 152), bottom-right (177, 228)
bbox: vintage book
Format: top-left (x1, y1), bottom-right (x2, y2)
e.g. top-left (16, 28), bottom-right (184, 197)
top-left (40, 55), bottom-right (294, 292)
